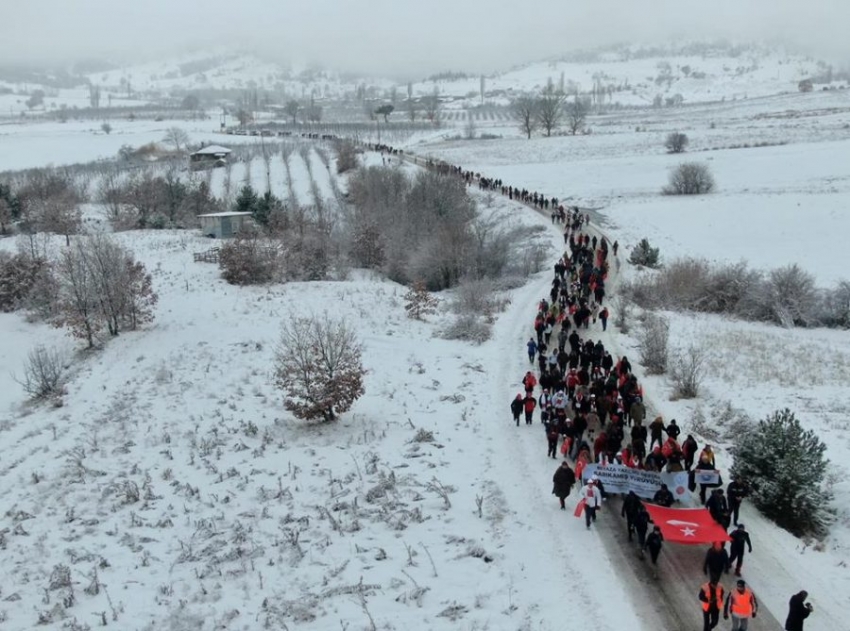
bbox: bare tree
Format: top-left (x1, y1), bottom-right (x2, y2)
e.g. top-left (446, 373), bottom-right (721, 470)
top-left (274, 313), bottom-right (366, 422)
top-left (284, 100), bottom-right (300, 125)
top-left (511, 96), bottom-right (539, 139)
top-left (663, 163), bottom-right (715, 195)
top-left (54, 236), bottom-right (157, 347)
top-left (565, 96), bottom-right (590, 135)
top-left (162, 127), bottom-right (190, 153)
top-left (537, 88), bottom-right (566, 137)
top-left (15, 345), bottom-right (68, 400)
top-left (422, 87), bottom-right (441, 123)
top-left (405, 98), bottom-right (417, 122)
top-left (665, 132), bottom-right (689, 153)
top-left (29, 192), bottom-right (81, 246)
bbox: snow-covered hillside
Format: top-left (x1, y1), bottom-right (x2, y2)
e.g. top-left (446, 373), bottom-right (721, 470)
top-left (413, 42), bottom-right (844, 108)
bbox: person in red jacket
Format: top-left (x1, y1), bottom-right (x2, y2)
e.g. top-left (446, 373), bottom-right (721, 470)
top-left (522, 371), bottom-right (537, 394)
top-left (522, 395), bottom-right (536, 425)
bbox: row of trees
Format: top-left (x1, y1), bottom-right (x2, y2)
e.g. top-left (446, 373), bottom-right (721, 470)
top-left (624, 257), bottom-right (850, 329)
top-left (511, 87), bottom-right (590, 138)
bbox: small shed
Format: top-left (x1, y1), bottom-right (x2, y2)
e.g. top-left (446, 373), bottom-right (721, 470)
top-left (198, 212), bottom-right (254, 238)
top-left (189, 144), bottom-right (232, 169)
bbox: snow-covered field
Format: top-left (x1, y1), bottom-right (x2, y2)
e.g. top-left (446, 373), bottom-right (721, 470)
top-left (2, 46), bottom-right (849, 630)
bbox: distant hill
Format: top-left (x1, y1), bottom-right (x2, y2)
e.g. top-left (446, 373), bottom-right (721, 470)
top-left (410, 41), bottom-right (844, 107)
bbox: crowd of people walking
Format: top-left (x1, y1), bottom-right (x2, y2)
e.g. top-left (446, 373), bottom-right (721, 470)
top-left (369, 142), bottom-right (815, 631)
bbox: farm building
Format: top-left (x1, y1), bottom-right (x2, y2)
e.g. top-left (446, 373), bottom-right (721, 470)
top-left (189, 144), bottom-right (231, 170)
top-left (198, 212), bottom-right (254, 238)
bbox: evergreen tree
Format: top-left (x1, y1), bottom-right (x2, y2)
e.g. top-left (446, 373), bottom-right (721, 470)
top-left (234, 185), bottom-right (258, 216)
top-left (253, 191), bottom-right (282, 227)
top-left (731, 408), bottom-right (833, 538)
top-left (404, 281), bottom-right (440, 320)
top-left (628, 238), bottom-right (661, 268)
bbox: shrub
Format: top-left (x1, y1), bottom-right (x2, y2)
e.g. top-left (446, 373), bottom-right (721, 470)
top-left (628, 238), bottom-right (661, 268)
top-left (440, 314), bottom-right (491, 344)
top-left (665, 132), bottom-right (689, 153)
top-left (663, 162), bottom-right (715, 195)
top-left (219, 234), bottom-right (281, 285)
top-left (334, 140), bottom-right (358, 174)
top-left (273, 314), bottom-right (365, 422)
top-left (669, 344), bottom-right (706, 399)
top-left (0, 251), bottom-right (44, 312)
top-left (404, 280), bottom-right (440, 320)
top-left (637, 313), bottom-right (669, 374)
top-left (731, 408), bottom-right (833, 538)
top-left (757, 264), bottom-right (819, 328)
top-left (15, 345), bottom-right (68, 400)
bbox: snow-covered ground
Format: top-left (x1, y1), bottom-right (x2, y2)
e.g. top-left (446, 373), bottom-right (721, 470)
top-left (2, 46), bottom-right (849, 629)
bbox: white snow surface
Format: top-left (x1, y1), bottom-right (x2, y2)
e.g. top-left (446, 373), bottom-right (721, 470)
top-left (2, 48), bottom-right (849, 629)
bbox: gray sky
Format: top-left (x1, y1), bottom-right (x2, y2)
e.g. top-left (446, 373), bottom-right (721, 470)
top-left (3, 0), bottom-right (849, 77)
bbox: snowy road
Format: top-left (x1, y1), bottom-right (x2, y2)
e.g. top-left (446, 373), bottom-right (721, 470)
top-left (492, 190), bottom-right (785, 631)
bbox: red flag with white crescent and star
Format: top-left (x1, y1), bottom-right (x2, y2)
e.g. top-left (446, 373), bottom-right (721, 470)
top-left (641, 503), bottom-right (731, 544)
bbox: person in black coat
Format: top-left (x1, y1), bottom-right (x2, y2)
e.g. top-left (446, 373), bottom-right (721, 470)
top-left (665, 419), bottom-right (681, 440)
top-left (728, 523), bottom-right (753, 576)
top-left (703, 541), bottom-right (730, 584)
top-left (510, 394), bottom-right (523, 426)
top-left (645, 525), bottom-right (664, 578)
top-left (621, 491), bottom-right (641, 541)
top-left (552, 461), bottom-right (576, 510)
top-left (785, 591), bottom-right (813, 631)
top-left (727, 477), bottom-right (748, 525)
top-left (653, 483), bottom-right (675, 507)
top-left (634, 504), bottom-right (650, 551)
top-left (706, 489), bottom-right (731, 529)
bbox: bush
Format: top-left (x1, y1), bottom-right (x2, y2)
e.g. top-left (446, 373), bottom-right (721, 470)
top-left (663, 162), bottom-right (715, 195)
top-left (731, 408), bottom-right (833, 538)
top-left (440, 314), bottom-right (491, 344)
top-left (334, 140), bottom-right (358, 174)
top-left (15, 345), bottom-right (68, 400)
top-left (665, 132), bottom-right (689, 153)
top-left (273, 314), bottom-right (365, 422)
top-left (628, 238), bottom-right (661, 268)
top-left (637, 313), bottom-right (669, 374)
top-left (669, 344), bottom-right (706, 399)
top-left (404, 280), bottom-right (440, 320)
top-left (219, 234), bottom-right (281, 285)
top-left (0, 251), bottom-right (44, 312)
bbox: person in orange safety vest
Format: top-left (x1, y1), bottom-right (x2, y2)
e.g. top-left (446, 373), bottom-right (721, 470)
top-left (724, 579), bottom-right (758, 631)
top-left (699, 579), bottom-right (725, 631)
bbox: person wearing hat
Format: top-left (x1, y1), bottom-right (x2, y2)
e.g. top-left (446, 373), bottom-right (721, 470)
top-left (728, 524), bottom-right (753, 577)
top-left (579, 476), bottom-right (603, 529)
top-left (724, 579), bottom-right (758, 631)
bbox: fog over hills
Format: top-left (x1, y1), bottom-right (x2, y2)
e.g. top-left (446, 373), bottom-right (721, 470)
top-left (2, 0), bottom-right (849, 77)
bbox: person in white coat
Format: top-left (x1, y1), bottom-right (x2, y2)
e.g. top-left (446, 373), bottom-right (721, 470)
top-left (580, 477), bottom-right (603, 529)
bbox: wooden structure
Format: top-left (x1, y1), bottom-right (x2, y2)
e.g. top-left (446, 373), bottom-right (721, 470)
top-left (189, 144), bottom-right (231, 170)
top-left (197, 212), bottom-right (254, 238)
top-left (193, 247), bottom-right (220, 263)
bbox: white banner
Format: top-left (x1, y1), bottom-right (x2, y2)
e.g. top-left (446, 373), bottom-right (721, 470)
top-left (582, 463), bottom-right (689, 500)
top-left (694, 470), bottom-right (721, 485)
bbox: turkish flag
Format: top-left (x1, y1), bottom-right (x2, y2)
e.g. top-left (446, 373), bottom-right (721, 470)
top-left (574, 498), bottom-right (586, 517)
top-left (642, 503), bottom-right (731, 545)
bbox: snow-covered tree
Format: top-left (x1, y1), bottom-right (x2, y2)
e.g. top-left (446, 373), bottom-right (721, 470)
top-left (274, 314), bottom-right (365, 422)
top-left (731, 408), bottom-right (833, 538)
top-left (404, 281), bottom-right (439, 320)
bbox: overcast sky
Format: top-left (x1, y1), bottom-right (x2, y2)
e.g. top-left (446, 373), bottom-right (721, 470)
top-left (2, 0), bottom-right (848, 77)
